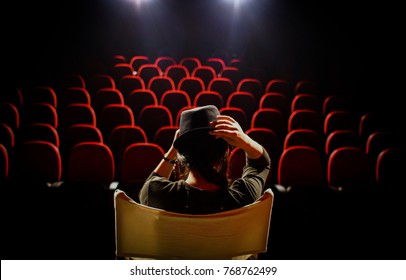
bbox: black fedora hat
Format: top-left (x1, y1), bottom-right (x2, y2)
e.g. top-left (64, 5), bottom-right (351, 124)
top-left (174, 105), bottom-right (220, 150)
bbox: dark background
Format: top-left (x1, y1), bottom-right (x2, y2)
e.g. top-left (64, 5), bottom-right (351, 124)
top-left (4, 0), bottom-right (405, 260)
top-left (9, 0), bottom-right (404, 106)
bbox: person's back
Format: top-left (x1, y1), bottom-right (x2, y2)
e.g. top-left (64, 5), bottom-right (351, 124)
top-left (139, 105), bottom-right (271, 214)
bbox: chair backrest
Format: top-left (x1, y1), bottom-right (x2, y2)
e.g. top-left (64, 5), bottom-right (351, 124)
top-left (265, 79), bottom-right (291, 97)
top-left (0, 144), bottom-right (9, 183)
top-left (220, 67), bottom-right (241, 88)
top-left (24, 86), bottom-right (57, 109)
top-left (111, 63), bottom-right (134, 84)
top-left (114, 188), bottom-right (274, 259)
top-left (147, 76), bottom-right (175, 101)
top-left (154, 56), bottom-right (177, 73)
top-left (130, 55), bottom-right (150, 73)
top-left (99, 104), bottom-right (135, 140)
top-left (160, 90), bottom-right (192, 121)
top-left (0, 123), bottom-right (15, 151)
top-left (58, 87), bottom-right (91, 112)
top-left (87, 74), bottom-right (116, 96)
top-left (208, 77), bottom-right (235, 102)
top-left (118, 75), bottom-right (145, 99)
top-left (0, 102), bottom-right (20, 131)
top-left (327, 146), bottom-right (373, 191)
top-left (67, 142), bottom-right (115, 186)
top-left (179, 57), bottom-right (201, 74)
top-left (14, 140), bottom-right (62, 183)
top-left (291, 93), bottom-right (321, 114)
top-left (18, 123), bottom-right (60, 147)
top-left (376, 148), bottom-right (405, 188)
top-left (193, 90), bottom-right (224, 108)
top-left (138, 105), bottom-right (173, 142)
top-left (178, 76), bottom-right (205, 104)
top-left (126, 89), bottom-right (158, 122)
top-left (138, 64), bottom-right (161, 86)
top-left (226, 91), bottom-right (257, 122)
top-left (25, 102), bottom-right (58, 128)
top-left (324, 110), bottom-right (359, 136)
top-left (153, 125), bottom-right (179, 152)
top-left (278, 146), bottom-right (323, 188)
top-left (259, 92), bottom-right (290, 119)
top-left (237, 78), bottom-right (263, 105)
top-left (164, 65), bottom-right (189, 88)
top-left (191, 65), bottom-right (216, 89)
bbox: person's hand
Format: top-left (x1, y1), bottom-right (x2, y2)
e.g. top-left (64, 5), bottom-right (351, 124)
top-left (210, 115), bottom-right (264, 159)
top-left (209, 115), bottom-right (249, 149)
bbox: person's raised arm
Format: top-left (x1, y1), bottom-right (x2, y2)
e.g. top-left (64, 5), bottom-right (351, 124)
top-left (209, 115), bottom-right (263, 159)
top-left (152, 129), bottom-right (180, 179)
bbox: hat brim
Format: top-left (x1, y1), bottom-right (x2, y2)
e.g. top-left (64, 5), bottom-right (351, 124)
top-left (173, 127), bottom-right (215, 150)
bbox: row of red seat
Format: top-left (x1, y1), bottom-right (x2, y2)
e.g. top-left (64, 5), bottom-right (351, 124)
top-left (2, 54), bottom-right (403, 193)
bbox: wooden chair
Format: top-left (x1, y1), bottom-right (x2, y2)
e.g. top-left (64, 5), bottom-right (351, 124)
top-left (114, 188), bottom-right (274, 260)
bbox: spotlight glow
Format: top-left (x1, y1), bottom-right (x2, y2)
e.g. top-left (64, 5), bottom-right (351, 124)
top-left (125, 0), bottom-right (153, 9)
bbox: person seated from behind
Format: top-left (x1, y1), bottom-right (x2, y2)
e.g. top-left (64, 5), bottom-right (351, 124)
top-left (139, 105), bottom-right (271, 214)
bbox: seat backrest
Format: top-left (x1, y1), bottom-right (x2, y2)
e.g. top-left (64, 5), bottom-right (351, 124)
top-left (25, 102), bottom-right (58, 128)
top-left (18, 123), bottom-right (60, 147)
top-left (99, 104), bottom-right (135, 140)
top-left (14, 140), bottom-right (62, 183)
top-left (259, 92), bottom-right (290, 119)
top-left (193, 90), bottom-right (224, 108)
top-left (138, 64), bottom-right (161, 86)
top-left (164, 65), bottom-right (189, 88)
top-left (119, 142), bottom-right (164, 186)
top-left (114, 188), bottom-right (274, 259)
top-left (147, 76), bottom-right (175, 101)
top-left (251, 108), bottom-right (286, 139)
top-left (237, 78), bottom-right (263, 105)
top-left (208, 77), bottom-right (235, 102)
top-left (192, 66), bottom-right (216, 89)
top-left (58, 87), bottom-right (91, 112)
top-left (324, 110), bottom-right (359, 136)
top-left (92, 88), bottom-right (125, 118)
top-left (265, 79), bottom-right (291, 97)
top-left (291, 93), bottom-right (321, 114)
top-left (0, 102), bottom-right (20, 131)
top-left (283, 128), bottom-right (321, 152)
top-left (226, 91), bottom-right (257, 122)
top-left (67, 142), bottom-right (115, 186)
top-left (153, 125), bottom-right (179, 152)
top-left (179, 57), bottom-right (201, 74)
top-left (287, 109), bottom-right (323, 135)
top-left (376, 148), bottom-right (405, 188)
top-left (0, 144), bottom-right (9, 183)
top-left (178, 76), bottom-right (205, 104)
top-left (118, 75), bottom-right (145, 99)
top-left (220, 67), bottom-right (241, 88)
top-left (62, 124), bottom-right (103, 159)
top-left (126, 89), bottom-right (158, 122)
top-left (130, 55), bottom-right (150, 73)
top-left (111, 63), bottom-right (134, 84)
top-left (87, 74), bottom-right (116, 96)
top-left (328, 147), bottom-right (373, 191)
top-left (24, 86), bottom-right (57, 109)
top-left (160, 90), bottom-right (192, 121)
top-left (0, 123), bottom-right (15, 151)
top-left (154, 56), bottom-right (176, 73)
top-left (278, 146), bottom-right (323, 188)
top-left (138, 105), bottom-right (173, 142)
top-left (325, 129), bottom-right (360, 156)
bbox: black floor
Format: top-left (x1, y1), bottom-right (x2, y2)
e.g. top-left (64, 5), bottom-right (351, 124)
top-left (2, 181), bottom-right (406, 260)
